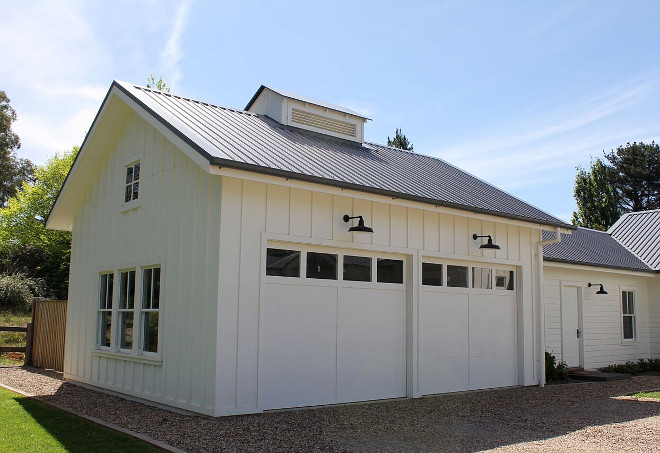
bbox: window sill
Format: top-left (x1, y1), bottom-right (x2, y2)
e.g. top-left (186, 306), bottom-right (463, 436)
top-left (92, 350), bottom-right (162, 365)
top-left (621, 339), bottom-right (638, 345)
top-left (120, 201), bottom-right (142, 213)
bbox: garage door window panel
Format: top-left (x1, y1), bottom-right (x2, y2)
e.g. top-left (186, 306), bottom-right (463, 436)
top-left (422, 263), bottom-right (443, 286)
top-left (343, 255), bottom-right (372, 282)
top-left (472, 267), bottom-right (492, 289)
top-left (266, 248), bottom-right (300, 277)
top-left (306, 252), bottom-right (337, 280)
top-left (447, 265), bottom-right (468, 288)
top-left (377, 259), bottom-right (403, 284)
top-left (495, 269), bottom-right (514, 290)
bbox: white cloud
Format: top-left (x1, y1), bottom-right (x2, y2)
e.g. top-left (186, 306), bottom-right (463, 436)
top-left (159, 0), bottom-right (193, 90)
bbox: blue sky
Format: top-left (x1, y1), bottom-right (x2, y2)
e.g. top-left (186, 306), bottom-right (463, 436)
top-left (2, 1), bottom-right (660, 222)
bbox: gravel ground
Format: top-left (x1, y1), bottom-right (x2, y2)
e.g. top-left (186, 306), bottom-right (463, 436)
top-left (1, 366), bottom-right (659, 452)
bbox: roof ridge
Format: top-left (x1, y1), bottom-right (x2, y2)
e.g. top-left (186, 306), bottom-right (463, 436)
top-left (127, 82), bottom-right (258, 117)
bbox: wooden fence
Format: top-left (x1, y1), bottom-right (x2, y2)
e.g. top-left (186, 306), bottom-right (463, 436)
top-left (30, 299), bottom-right (67, 371)
top-left (0, 324), bottom-right (33, 359)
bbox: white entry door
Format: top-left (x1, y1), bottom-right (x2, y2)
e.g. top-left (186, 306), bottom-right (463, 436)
top-left (259, 246), bottom-right (407, 410)
top-left (561, 285), bottom-right (581, 368)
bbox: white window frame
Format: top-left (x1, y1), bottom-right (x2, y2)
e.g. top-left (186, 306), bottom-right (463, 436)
top-left (122, 159), bottom-right (142, 210)
top-left (140, 266), bottom-right (162, 357)
top-left (94, 263), bottom-right (163, 359)
top-left (117, 269), bottom-right (137, 353)
top-left (621, 289), bottom-right (637, 342)
top-left (97, 272), bottom-right (114, 350)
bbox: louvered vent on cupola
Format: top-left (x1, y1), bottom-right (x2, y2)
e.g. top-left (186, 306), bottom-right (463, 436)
top-left (290, 109), bottom-right (357, 138)
top-left (245, 85), bottom-right (369, 143)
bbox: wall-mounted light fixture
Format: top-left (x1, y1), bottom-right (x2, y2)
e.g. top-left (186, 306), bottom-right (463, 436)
top-left (472, 234), bottom-right (500, 250)
top-left (588, 283), bottom-right (608, 294)
top-left (343, 215), bottom-right (374, 233)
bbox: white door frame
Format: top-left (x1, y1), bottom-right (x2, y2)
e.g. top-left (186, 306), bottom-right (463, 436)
top-left (560, 281), bottom-right (584, 369)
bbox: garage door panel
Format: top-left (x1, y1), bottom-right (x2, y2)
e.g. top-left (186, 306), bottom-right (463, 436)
top-left (338, 356), bottom-right (405, 400)
top-left (419, 276), bottom-right (517, 395)
top-left (260, 363), bottom-right (337, 408)
top-left (338, 287), bottom-right (404, 325)
top-left (469, 354), bottom-right (517, 389)
top-left (420, 357), bottom-right (469, 394)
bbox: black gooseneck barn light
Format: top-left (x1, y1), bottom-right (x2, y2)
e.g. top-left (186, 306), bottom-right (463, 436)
top-left (472, 234), bottom-right (500, 250)
top-left (588, 283), bottom-right (608, 294)
top-left (343, 215), bottom-right (374, 233)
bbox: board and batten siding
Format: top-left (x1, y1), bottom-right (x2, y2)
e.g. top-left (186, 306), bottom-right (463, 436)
top-left (64, 112), bottom-right (221, 415)
top-left (543, 266), bottom-right (655, 369)
top-left (216, 175), bottom-right (543, 414)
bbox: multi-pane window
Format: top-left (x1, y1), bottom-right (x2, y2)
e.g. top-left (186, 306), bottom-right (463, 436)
top-left (622, 290), bottom-right (636, 340)
top-left (124, 161), bottom-right (140, 203)
top-left (96, 265), bottom-right (161, 355)
top-left (98, 273), bottom-right (114, 348)
top-left (142, 267), bottom-right (161, 353)
top-left (118, 270), bottom-right (135, 350)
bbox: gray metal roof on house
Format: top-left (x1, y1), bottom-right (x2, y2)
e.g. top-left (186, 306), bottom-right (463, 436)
top-left (542, 227), bottom-right (653, 272)
top-left (245, 85), bottom-right (369, 119)
top-left (608, 209), bottom-right (660, 270)
top-left (112, 81), bottom-right (570, 228)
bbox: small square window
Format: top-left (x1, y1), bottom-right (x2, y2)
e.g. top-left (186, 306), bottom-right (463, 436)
top-left (377, 259), bottom-right (403, 284)
top-left (472, 267), bottom-right (492, 289)
top-left (306, 252), bottom-right (337, 280)
top-left (447, 265), bottom-right (468, 288)
top-left (495, 269), bottom-right (514, 290)
top-left (266, 248), bottom-right (300, 277)
top-left (343, 255), bottom-right (372, 282)
top-left (124, 162), bottom-right (140, 203)
top-left (422, 263), bottom-right (443, 286)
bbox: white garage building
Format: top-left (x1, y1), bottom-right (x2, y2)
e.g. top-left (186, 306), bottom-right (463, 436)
top-left (48, 81), bottom-right (576, 416)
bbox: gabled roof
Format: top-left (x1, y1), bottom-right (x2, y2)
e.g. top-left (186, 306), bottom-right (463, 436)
top-left (542, 227), bottom-right (653, 272)
top-left (609, 209), bottom-right (660, 270)
top-left (48, 81), bottom-right (572, 230)
top-left (245, 85), bottom-right (369, 119)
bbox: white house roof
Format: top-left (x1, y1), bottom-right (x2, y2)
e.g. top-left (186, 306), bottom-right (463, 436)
top-left (48, 81), bottom-right (573, 230)
top-left (542, 227), bottom-right (653, 272)
top-left (609, 209), bottom-right (660, 270)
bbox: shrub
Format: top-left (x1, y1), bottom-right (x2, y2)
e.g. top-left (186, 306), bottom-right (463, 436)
top-left (600, 358), bottom-right (660, 375)
top-left (0, 273), bottom-right (45, 313)
top-left (545, 351), bottom-right (569, 382)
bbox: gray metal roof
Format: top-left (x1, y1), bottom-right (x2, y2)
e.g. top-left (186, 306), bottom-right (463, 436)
top-left (113, 80), bottom-right (570, 228)
top-left (608, 210), bottom-right (660, 270)
top-left (542, 227), bottom-right (653, 272)
top-left (245, 85), bottom-right (369, 119)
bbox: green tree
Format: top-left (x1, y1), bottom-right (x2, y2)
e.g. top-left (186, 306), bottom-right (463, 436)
top-left (605, 141), bottom-right (660, 212)
top-left (0, 147), bottom-right (78, 298)
top-left (0, 90), bottom-right (35, 206)
top-left (387, 128), bottom-right (414, 151)
top-left (146, 74), bottom-right (170, 93)
top-left (571, 158), bottom-right (621, 231)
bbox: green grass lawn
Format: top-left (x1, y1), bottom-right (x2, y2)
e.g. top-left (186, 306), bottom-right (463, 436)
top-left (0, 310), bottom-right (31, 366)
top-left (633, 390), bottom-right (660, 399)
top-left (0, 386), bottom-right (163, 452)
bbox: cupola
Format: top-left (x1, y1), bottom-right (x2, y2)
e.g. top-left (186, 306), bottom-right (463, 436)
top-left (245, 85), bottom-right (368, 143)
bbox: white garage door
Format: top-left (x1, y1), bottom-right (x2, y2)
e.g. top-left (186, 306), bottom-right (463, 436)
top-left (419, 261), bottom-right (517, 394)
top-left (259, 245), bottom-right (407, 410)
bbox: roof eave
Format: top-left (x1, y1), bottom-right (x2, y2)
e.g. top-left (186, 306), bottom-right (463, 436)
top-left (542, 257), bottom-right (656, 273)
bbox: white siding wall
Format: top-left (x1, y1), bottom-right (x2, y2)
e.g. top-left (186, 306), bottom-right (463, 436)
top-left (543, 266), bottom-right (655, 369)
top-left (216, 176), bottom-right (542, 414)
top-left (648, 278), bottom-right (660, 359)
top-left (64, 112), bottom-right (221, 415)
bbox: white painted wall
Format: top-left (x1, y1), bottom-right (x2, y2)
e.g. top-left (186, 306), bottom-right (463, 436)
top-left (543, 265), bottom-right (656, 369)
top-left (215, 174), bottom-right (543, 415)
top-left (64, 110), bottom-right (221, 415)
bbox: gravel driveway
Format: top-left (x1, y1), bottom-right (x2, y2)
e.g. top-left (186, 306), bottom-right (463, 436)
top-left (1, 366), bottom-right (659, 452)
